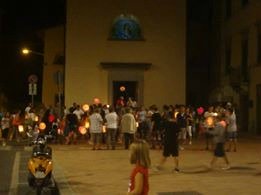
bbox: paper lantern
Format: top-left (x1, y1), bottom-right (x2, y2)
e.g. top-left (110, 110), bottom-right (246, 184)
top-left (39, 122), bottom-right (46, 131)
top-left (197, 107), bottom-right (204, 115)
top-left (82, 104), bottom-right (90, 112)
top-left (34, 116), bottom-right (39, 122)
top-left (85, 121), bottom-right (90, 129)
top-left (220, 120), bottom-right (227, 128)
top-left (57, 128), bottom-right (62, 135)
top-left (120, 86), bottom-right (126, 92)
top-left (18, 125), bottom-right (24, 133)
top-left (102, 125), bottom-right (106, 133)
top-left (79, 126), bottom-right (87, 135)
top-left (206, 117), bottom-right (214, 127)
top-left (93, 98), bottom-right (101, 104)
top-left (48, 114), bottom-right (55, 123)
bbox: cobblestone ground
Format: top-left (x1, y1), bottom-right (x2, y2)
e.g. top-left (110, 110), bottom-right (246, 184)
top-left (52, 137), bottom-right (261, 195)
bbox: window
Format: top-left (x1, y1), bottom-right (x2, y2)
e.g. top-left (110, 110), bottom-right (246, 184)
top-left (225, 0), bottom-right (232, 19)
top-left (110, 14), bottom-right (143, 40)
top-left (241, 33), bottom-right (249, 82)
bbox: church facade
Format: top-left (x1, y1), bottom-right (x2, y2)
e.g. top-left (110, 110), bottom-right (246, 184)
top-left (64, 0), bottom-right (186, 108)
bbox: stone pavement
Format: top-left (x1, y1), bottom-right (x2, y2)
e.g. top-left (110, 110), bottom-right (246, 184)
top-left (52, 137), bottom-right (261, 195)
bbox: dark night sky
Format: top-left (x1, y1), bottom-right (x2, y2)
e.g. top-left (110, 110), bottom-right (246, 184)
top-left (0, 0), bottom-right (65, 109)
top-left (0, 0), bottom-right (212, 109)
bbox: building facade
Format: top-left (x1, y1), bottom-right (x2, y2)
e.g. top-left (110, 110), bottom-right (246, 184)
top-left (42, 26), bottom-right (65, 110)
top-left (212, 0), bottom-right (261, 134)
top-left (64, 0), bottom-right (186, 108)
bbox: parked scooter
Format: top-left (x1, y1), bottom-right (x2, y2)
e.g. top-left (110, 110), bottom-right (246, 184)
top-left (27, 134), bottom-right (57, 195)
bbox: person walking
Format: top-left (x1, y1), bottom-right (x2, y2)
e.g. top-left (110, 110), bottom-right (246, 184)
top-left (154, 112), bottom-right (180, 172)
top-left (105, 106), bottom-right (119, 150)
top-left (208, 113), bottom-right (230, 170)
top-left (121, 107), bottom-right (137, 149)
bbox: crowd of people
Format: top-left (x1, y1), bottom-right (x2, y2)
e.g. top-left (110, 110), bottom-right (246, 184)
top-left (0, 100), bottom-right (237, 153)
top-left (0, 100), bottom-right (239, 195)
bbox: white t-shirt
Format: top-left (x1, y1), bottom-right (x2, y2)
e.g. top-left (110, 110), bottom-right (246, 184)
top-left (73, 109), bottom-right (84, 120)
top-left (105, 112), bottom-right (118, 129)
top-left (227, 112), bottom-right (237, 132)
top-left (89, 113), bottom-right (103, 133)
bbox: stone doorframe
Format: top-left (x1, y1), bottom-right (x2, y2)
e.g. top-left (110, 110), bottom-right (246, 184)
top-left (100, 62), bottom-right (151, 106)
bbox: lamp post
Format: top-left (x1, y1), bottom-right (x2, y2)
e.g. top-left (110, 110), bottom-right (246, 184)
top-left (21, 47), bottom-right (44, 107)
top-left (21, 47), bottom-right (63, 119)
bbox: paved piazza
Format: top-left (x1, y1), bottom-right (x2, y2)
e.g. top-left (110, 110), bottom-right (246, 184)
top-left (52, 137), bottom-right (261, 195)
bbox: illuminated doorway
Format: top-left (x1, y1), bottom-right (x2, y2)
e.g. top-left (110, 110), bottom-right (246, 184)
top-left (113, 81), bottom-right (138, 106)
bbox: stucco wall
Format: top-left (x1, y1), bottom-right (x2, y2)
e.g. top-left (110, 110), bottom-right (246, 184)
top-left (219, 0), bottom-right (261, 132)
top-left (42, 26), bottom-right (64, 107)
top-left (65, 0), bottom-right (186, 108)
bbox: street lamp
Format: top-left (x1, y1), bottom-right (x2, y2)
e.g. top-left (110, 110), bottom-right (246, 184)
top-left (21, 48), bottom-right (44, 56)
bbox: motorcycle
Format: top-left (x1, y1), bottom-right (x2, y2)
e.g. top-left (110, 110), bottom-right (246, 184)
top-left (27, 134), bottom-right (57, 195)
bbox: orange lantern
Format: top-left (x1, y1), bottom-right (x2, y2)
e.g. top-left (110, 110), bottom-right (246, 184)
top-left (120, 86), bottom-right (126, 92)
top-left (93, 98), bottom-right (100, 104)
top-left (79, 126), bottom-right (87, 135)
top-left (82, 104), bottom-right (90, 112)
top-left (206, 117), bottom-right (214, 127)
top-left (39, 122), bottom-right (46, 131)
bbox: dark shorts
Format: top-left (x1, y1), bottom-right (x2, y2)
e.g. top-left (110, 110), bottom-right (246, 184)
top-left (2, 128), bottom-right (9, 139)
top-left (227, 131), bottom-right (237, 139)
top-left (214, 143), bottom-right (225, 157)
top-left (163, 143), bottom-right (179, 157)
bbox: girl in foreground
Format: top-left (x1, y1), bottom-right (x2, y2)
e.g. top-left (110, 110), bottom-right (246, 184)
top-left (127, 140), bottom-right (151, 195)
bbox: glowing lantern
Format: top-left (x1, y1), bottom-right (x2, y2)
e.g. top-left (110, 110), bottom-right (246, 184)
top-left (120, 86), bottom-right (126, 92)
top-left (82, 104), bottom-right (90, 112)
top-left (206, 117), bottom-right (214, 127)
top-left (220, 120), bottom-right (227, 128)
top-left (93, 98), bottom-right (100, 104)
top-left (102, 125), bottom-right (106, 133)
top-left (48, 114), bottom-right (55, 123)
top-left (57, 128), bottom-right (62, 135)
top-left (18, 125), bottom-right (24, 133)
top-left (39, 122), bottom-right (46, 131)
top-left (79, 126), bottom-right (87, 135)
top-left (85, 121), bottom-right (90, 129)
top-left (197, 107), bottom-right (204, 115)
top-left (213, 112), bottom-right (218, 117)
top-left (34, 116), bottom-right (39, 122)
